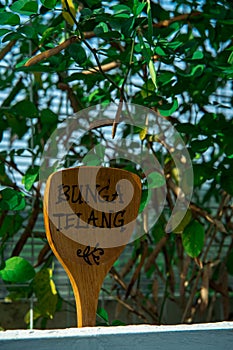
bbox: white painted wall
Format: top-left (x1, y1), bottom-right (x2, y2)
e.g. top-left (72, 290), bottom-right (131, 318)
top-left (1, 322), bottom-right (233, 350)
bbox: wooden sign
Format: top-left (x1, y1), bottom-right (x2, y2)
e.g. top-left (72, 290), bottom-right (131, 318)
top-left (43, 166), bottom-right (141, 327)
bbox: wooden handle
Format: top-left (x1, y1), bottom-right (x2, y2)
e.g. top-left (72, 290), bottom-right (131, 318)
top-left (43, 166), bottom-right (141, 327)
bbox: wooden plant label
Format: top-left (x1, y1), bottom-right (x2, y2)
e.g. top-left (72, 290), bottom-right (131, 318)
top-left (44, 166), bottom-right (141, 327)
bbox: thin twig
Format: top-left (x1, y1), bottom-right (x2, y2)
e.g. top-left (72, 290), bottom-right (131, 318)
top-left (144, 236), bottom-right (167, 272)
top-left (110, 267), bottom-right (158, 323)
top-left (125, 240), bottom-right (148, 299)
top-left (112, 65), bottom-right (132, 138)
top-left (120, 255), bottom-right (139, 278)
top-left (111, 98), bottom-right (123, 139)
top-left (82, 38), bottom-right (120, 90)
top-left (101, 287), bottom-right (148, 323)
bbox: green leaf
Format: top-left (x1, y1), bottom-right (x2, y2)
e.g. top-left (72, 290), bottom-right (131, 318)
top-left (12, 100), bottom-right (38, 118)
top-left (191, 64), bottom-right (205, 77)
top-left (33, 268), bottom-right (58, 319)
top-left (178, 64), bottom-right (205, 78)
top-left (140, 80), bottom-right (156, 98)
top-left (67, 43), bottom-right (87, 65)
top-left (112, 4), bottom-right (131, 15)
top-left (220, 169), bottom-right (233, 196)
top-left (40, 27), bottom-right (56, 45)
top-left (191, 138), bottom-right (211, 153)
top-left (22, 0), bottom-right (38, 13)
top-left (193, 164), bottom-right (214, 187)
top-left (41, 0), bottom-right (57, 9)
top-left (193, 165), bottom-right (205, 186)
top-left (18, 25), bottom-right (36, 39)
top-left (16, 64), bottom-right (57, 73)
top-left (6, 285), bottom-right (32, 301)
top-left (198, 113), bottom-right (217, 133)
top-left (191, 51), bottom-right (204, 60)
top-left (139, 188), bottom-right (151, 213)
top-left (134, 1), bottom-right (146, 16)
top-left (2, 32), bottom-right (22, 42)
top-left (182, 220), bottom-right (205, 258)
top-left (10, 0), bottom-right (38, 15)
top-left (94, 22), bottom-right (109, 36)
top-left (155, 46), bottom-right (166, 56)
top-left (0, 29), bottom-right (9, 37)
top-left (0, 257), bottom-right (35, 283)
top-left (228, 51), bottom-right (233, 65)
top-left (95, 143), bottom-right (105, 159)
top-left (0, 162), bottom-right (13, 186)
top-left (121, 16), bottom-right (135, 37)
top-left (150, 220), bottom-right (165, 243)
top-left (86, 0), bottom-right (103, 7)
top-left (147, 171), bottom-right (165, 189)
top-left (40, 108), bottom-right (58, 125)
top-left (0, 214), bottom-right (24, 238)
top-left (166, 39), bottom-right (182, 50)
top-left (111, 319), bottom-right (126, 326)
top-left (219, 19), bottom-right (233, 25)
top-left (148, 60), bottom-right (157, 89)
top-left (5, 114), bottom-right (27, 138)
top-left (0, 12), bottom-right (20, 26)
top-left (24, 307), bottom-right (41, 325)
top-left (83, 153), bottom-right (101, 166)
top-left (158, 98), bottom-right (178, 117)
top-left (176, 123), bottom-right (199, 136)
top-left (138, 33), bottom-right (151, 63)
top-left (22, 166), bottom-right (39, 191)
top-left (0, 188), bottom-right (26, 211)
top-left (146, 0), bottom-right (153, 44)
top-left (157, 71), bottom-right (174, 86)
top-left (224, 145), bottom-right (233, 159)
top-left (97, 307), bottom-right (109, 324)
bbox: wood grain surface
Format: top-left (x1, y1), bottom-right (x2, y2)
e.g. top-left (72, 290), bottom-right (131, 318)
top-left (43, 166), bottom-right (141, 327)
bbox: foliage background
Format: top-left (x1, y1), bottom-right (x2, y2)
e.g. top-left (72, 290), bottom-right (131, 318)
top-left (0, 0), bottom-right (233, 328)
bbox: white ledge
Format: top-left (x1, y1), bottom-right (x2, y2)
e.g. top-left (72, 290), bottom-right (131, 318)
top-left (1, 322), bottom-right (233, 350)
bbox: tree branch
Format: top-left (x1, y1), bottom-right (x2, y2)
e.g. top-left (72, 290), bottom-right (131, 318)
top-left (57, 82), bottom-right (83, 112)
top-left (125, 240), bottom-right (148, 299)
top-left (151, 11), bottom-right (201, 28)
top-left (0, 40), bottom-right (17, 61)
top-left (24, 36), bottom-right (79, 67)
top-left (81, 61), bottom-right (120, 75)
